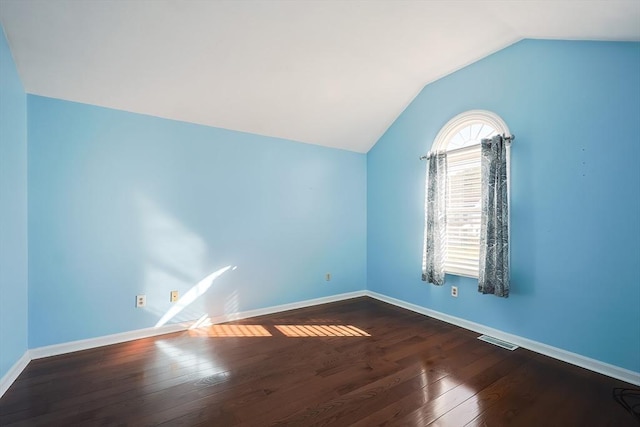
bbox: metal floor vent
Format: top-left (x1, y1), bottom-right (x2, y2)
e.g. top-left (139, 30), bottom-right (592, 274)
top-left (477, 335), bottom-right (519, 351)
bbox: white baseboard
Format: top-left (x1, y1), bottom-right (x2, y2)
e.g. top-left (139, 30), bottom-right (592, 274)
top-left (365, 290), bottom-right (640, 386)
top-left (205, 290), bottom-right (367, 325)
top-left (29, 323), bottom-right (191, 360)
top-left (3, 288), bottom-right (635, 400)
top-left (30, 290), bottom-right (366, 360)
top-left (0, 290), bottom-right (367, 399)
top-left (0, 351), bottom-right (31, 398)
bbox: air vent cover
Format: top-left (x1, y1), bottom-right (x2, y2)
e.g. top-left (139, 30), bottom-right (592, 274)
top-left (478, 335), bottom-right (519, 351)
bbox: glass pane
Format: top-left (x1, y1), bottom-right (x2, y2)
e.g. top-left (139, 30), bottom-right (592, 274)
top-left (447, 123), bottom-right (498, 151)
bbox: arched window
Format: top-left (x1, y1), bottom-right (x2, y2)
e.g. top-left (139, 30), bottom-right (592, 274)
top-left (427, 110), bottom-right (510, 278)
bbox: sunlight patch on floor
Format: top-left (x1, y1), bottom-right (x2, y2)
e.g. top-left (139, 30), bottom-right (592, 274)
top-left (188, 324), bottom-right (272, 337)
top-left (187, 323), bottom-right (372, 338)
top-left (275, 324), bottom-right (370, 337)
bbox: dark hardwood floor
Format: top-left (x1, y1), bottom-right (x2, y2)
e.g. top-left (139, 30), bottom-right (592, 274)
top-left (0, 297), bottom-right (637, 426)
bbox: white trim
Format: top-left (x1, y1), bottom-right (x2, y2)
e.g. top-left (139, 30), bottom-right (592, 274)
top-left (432, 109), bottom-right (510, 152)
top-left (365, 291), bottom-right (640, 386)
top-left (26, 291), bottom-right (368, 360)
top-left (0, 290), bottom-right (366, 398)
top-left (29, 323), bottom-right (191, 360)
top-left (4, 289), bottom-right (635, 399)
top-left (0, 351), bottom-right (31, 398)
top-left (205, 291), bottom-right (367, 325)
top-left (29, 290), bottom-right (366, 360)
top-left (427, 109), bottom-right (512, 279)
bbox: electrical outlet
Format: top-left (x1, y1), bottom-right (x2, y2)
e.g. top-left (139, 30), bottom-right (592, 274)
top-left (170, 290), bottom-right (179, 302)
top-left (451, 286), bottom-right (458, 298)
top-left (325, 272), bottom-right (331, 281)
top-left (136, 294), bottom-right (146, 308)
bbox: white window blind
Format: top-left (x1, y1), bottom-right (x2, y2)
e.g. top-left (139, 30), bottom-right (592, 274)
top-left (445, 145), bottom-right (481, 277)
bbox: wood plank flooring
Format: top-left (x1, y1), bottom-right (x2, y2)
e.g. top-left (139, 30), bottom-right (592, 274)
top-left (0, 297), bottom-right (637, 426)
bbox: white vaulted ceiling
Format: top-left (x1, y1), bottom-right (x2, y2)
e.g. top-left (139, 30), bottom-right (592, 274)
top-left (1, 0), bottom-right (639, 153)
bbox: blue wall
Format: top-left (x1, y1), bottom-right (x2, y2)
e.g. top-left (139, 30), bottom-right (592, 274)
top-left (367, 40), bottom-right (640, 372)
top-left (0, 28), bottom-right (28, 379)
top-left (28, 96), bottom-right (366, 348)
top-left (4, 35), bottom-right (638, 379)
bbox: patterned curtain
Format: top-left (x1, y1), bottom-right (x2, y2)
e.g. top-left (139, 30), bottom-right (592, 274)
top-left (478, 135), bottom-right (510, 297)
top-left (422, 151), bottom-right (447, 286)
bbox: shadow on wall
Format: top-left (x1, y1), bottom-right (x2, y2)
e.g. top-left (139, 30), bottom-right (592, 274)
top-left (509, 137), bottom-right (536, 297)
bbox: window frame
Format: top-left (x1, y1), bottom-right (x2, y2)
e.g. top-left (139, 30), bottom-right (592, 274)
top-left (431, 110), bottom-right (510, 153)
top-left (429, 110), bottom-right (511, 279)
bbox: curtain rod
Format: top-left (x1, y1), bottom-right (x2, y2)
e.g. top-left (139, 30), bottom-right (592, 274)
top-left (419, 134), bottom-right (515, 160)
